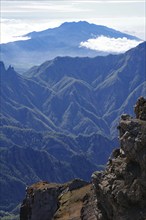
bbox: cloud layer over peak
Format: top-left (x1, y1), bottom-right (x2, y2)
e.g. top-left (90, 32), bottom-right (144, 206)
top-left (80, 36), bottom-right (142, 53)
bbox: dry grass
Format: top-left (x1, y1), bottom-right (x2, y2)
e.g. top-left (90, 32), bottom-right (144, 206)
top-left (29, 181), bottom-right (61, 191)
top-left (54, 184), bottom-right (91, 220)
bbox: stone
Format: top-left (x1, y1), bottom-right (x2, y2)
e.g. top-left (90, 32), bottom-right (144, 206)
top-left (134, 96), bottom-right (146, 120)
top-left (92, 97), bottom-right (146, 220)
top-left (20, 179), bottom-right (94, 220)
top-left (20, 97), bottom-right (146, 220)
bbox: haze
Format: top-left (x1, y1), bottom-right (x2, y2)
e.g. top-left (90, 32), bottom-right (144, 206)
top-left (1, 0), bottom-right (145, 43)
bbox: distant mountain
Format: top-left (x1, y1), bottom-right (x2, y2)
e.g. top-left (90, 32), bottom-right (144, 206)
top-left (0, 60), bottom-right (113, 213)
top-left (19, 97), bottom-right (146, 220)
top-left (0, 126), bottom-right (112, 214)
top-left (0, 21), bottom-right (141, 72)
top-left (0, 42), bottom-right (145, 216)
top-left (1, 42), bottom-right (145, 137)
top-left (24, 42), bottom-right (146, 137)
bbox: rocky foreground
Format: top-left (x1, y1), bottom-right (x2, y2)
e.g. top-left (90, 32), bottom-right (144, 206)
top-left (20, 97), bottom-right (146, 220)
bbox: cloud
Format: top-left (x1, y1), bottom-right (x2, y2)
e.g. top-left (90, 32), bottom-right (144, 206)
top-left (75, 0), bottom-right (145, 2)
top-left (85, 0), bottom-right (143, 1)
top-left (1, 1), bottom-right (88, 13)
top-left (80, 36), bottom-right (143, 53)
top-left (1, 0), bottom-right (145, 43)
top-left (0, 18), bottom-right (62, 43)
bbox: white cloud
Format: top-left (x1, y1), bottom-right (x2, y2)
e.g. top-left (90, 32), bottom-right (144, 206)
top-left (80, 36), bottom-right (143, 53)
top-left (0, 18), bottom-right (62, 43)
top-left (1, 0), bottom-right (145, 43)
top-left (1, 1), bottom-right (87, 13)
top-left (89, 17), bottom-right (145, 40)
top-left (75, 0), bottom-right (145, 2)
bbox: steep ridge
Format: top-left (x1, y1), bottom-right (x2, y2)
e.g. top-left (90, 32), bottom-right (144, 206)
top-left (0, 126), bottom-right (112, 215)
top-left (0, 21), bottom-right (141, 71)
top-left (20, 97), bottom-right (146, 220)
top-left (1, 60), bottom-right (109, 135)
top-left (20, 179), bottom-right (96, 220)
top-left (1, 125), bottom-right (111, 215)
top-left (1, 43), bottom-right (145, 145)
top-left (92, 96), bottom-right (146, 220)
top-left (25, 42), bottom-right (146, 137)
top-left (0, 42), bottom-right (145, 217)
top-left (0, 62), bottom-right (58, 132)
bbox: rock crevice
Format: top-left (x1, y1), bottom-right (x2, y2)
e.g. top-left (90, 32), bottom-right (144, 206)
top-left (92, 96), bottom-right (146, 220)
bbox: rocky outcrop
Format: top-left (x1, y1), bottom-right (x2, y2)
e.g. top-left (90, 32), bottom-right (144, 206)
top-left (20, 179), bottom-right (97, 220)
top-left (134, 96), bottom-right (146, 120)
top-left (20, 97), bottom-right (146, 220)
top-left (92, 96), bottom-right (146, 220)
top-left (20, 181), bottom-right (61, 220)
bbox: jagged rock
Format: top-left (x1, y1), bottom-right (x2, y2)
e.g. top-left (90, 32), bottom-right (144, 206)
top-left (92, 96), bottom-right (146, 220)
top-left (20, 179), bottom-right (96, 220)
top-left (134, 96), bottom-right (146, 120)
top-left (20, 181), bottom-right (62, 220)
top-left (20, 97), bottom-right (146, 220)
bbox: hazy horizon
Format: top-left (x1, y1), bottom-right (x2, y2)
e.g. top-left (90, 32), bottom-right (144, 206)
top-left (1, 0), bottom-right (145, 44)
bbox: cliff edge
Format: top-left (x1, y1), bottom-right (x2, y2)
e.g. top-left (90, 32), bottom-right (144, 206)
top-left (20, 179), bottom-right (97, 220)
top-left (20, 97), bottom-right (146, 220)
top-left (92, 96), bottom-right (146, 220)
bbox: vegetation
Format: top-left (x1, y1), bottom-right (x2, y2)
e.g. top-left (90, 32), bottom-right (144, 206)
top-left (0, 41), bottom-right (145, 216)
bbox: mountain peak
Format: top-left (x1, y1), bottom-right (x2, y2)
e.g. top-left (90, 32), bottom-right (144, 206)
top-left (0, 61), bottom-right (6, 73)
top-left (60, 20), bottom-right (90, 27)
top-left (1, 21), bottom-right (141, 70)
top-left (7, 65), bottom-right (15, 72)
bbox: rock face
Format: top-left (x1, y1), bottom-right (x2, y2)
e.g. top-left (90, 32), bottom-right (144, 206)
top-left (134, 96), bottom-right (146, 120)
top-left (20, 97), bottom-right (146, 220)
top-left (92, 96), bottom-right (146, 220)
top-left (20, 179), bottom-right (97, 220)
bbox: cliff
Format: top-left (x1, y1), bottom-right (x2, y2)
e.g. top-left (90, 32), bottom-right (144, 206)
top-left (20, 179), bottom-right (97, 220)
top-left (92, 96), bottom-right (146, 220)
top-left (20, 97), bottom-right (146, 220)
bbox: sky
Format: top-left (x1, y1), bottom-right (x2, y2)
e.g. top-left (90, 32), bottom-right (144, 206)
top-left (0, 0), bottom-right (145, 52)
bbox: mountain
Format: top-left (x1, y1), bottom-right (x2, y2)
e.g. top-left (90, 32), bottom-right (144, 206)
top-left (0, 42), bottom-right (145, 217)
top-left (19, 97), bottom-right (146, 220)
top-left (20, 180), bottom-right (93, 220)
top-left (24, 42), bottom-right (146, 137)
top-left (0, 21), bottom-right (141, 72)
top-left (1, 42), bottom-right (145, 138)
top-left (1, 127), bottom-right (110, 218)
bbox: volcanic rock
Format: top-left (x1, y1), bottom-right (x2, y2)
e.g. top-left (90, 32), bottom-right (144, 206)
top-left (20, 97), bottom-right (146, 220)
top-left (92, 97), bottom-right (146, 220)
